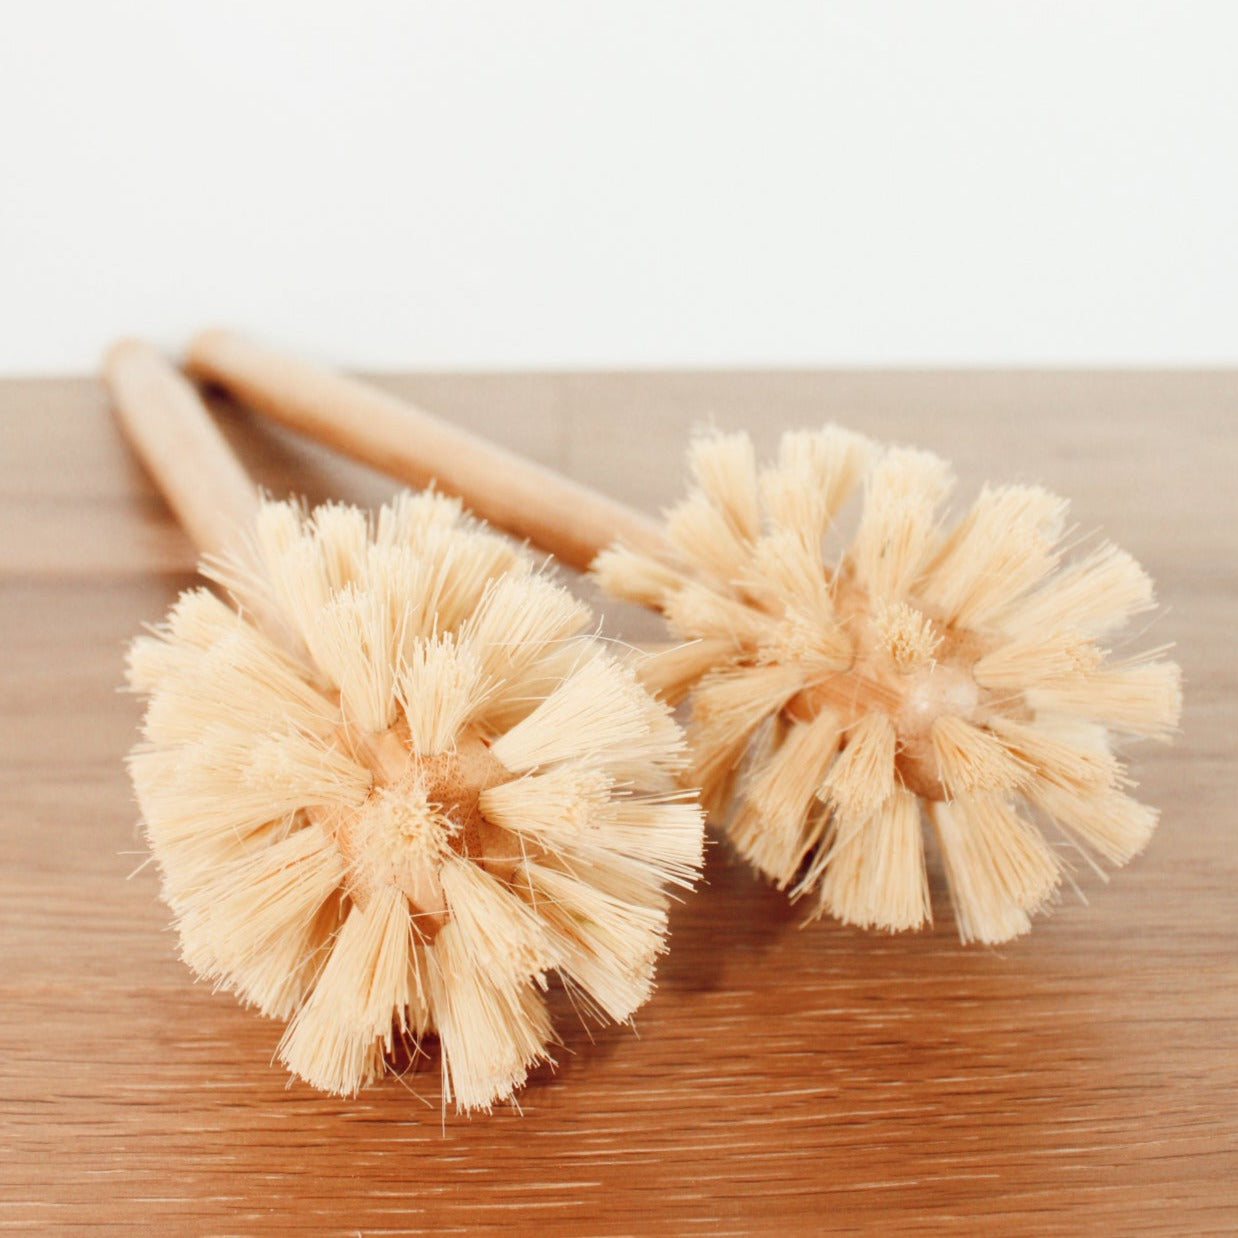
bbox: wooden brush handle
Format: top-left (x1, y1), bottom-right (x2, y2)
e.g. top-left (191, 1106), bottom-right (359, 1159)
top-left (185, 329), bottom-right (667, 572)
top-left (104, 339), bottom-right (260, 558)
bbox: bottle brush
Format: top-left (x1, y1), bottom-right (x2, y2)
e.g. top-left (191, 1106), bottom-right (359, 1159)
top-left (106, 340), bottom-right (704, 1111)
top-left (183, 331), bottom-right (1182, 945)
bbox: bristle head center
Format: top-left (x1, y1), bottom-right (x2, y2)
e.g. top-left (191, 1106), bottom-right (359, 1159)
top-left (334, 724), bottom-right (511, 925)
top-left (789, 583), bottom-right (999, 802)
top-left (894, 663), bottom-right (984, 799)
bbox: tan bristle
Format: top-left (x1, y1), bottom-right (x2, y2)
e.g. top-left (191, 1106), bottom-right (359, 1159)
top-left (489, 654), bottom-right (678, 774)
top-left (1026, 655), bottom-right (1183, 739)
top-left (591, 543), bottom-right (686, 610)
top-left (872, 601), bottom-right (942, 673)
top-left (806, 789), bottom-right (931, 933)
top-left (689, 663), bottom-right (804, 812)
top-left (849, 447), bottom-right (954, 602)
top-left (757, 613), bottom-right (853, 680)
top-left (665, 492), bottom-right (753, 584)
top-left (518, 859), bottom-right (667, 1024)
top-left (663, 580), bottom-right (774, 650)
top-left (479, 765), bottom-right (612, 852)
top-left (426, 925), bottom-right (555, 1114)
top-left (439, 855), bottom-right (554, 981)
top-left (930, 794), bottom-right (1061, 945)
top-left (591, 424), bottom-right (1181, 944)
top-left (397, 636), bottom-right (484, 755)
top-left (277, 887), bottom-right (415, 1097)
top-left (986, 715), bottom-right (1119, 795)
top-left (310, 586), bottom-right (405, 732)
top-left (744, 530), bottom-right (838, 630)
top-left (590, 792), bottom-right (706, 891)
top-left (818, 712), bottom-right (897, 821)
top-left (463, 572), bottom-right (592, 701)
top-left (136, 623), bottom-right (337, 748)
top-left (931, 714), bottom-right (1031, 797)
top-left (179, 823), bottom-right (346, 1019)
top-left (1025, 782), bottom-right (1158, 866)
top-left (972, 631), bottom-right (1101, 690)
top-left (920, 485), bottom-right (1068, 626)
top-left (759, 424), bottom-right (873, 547)
top-left (687, 430), bottom-right (762, 543)
top-left (373, 488), bottom-right (465, 546)
top-left (632, 638), bottom-right (737, 706)
top-left (128, 493), bottom-right (705, 1109)
top-left (730, 708), bottom-right (841, 883)
top-left (999, 541), bottom-right (1155, 637)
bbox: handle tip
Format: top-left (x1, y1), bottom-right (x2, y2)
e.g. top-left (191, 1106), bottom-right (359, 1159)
top-left (185, 326), bottom-right (242, 373)
top-left (102, 336), bottom-right (159, 379)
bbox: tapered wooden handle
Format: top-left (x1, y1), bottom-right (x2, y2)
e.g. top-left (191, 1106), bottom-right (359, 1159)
top-left (185, 329), bottom-right (667, 571)
top-left (104, 339), bottom-right (260, 558)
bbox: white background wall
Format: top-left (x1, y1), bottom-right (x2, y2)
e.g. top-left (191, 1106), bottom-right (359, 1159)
top-left (2, 1), bottom-right (1235, 374)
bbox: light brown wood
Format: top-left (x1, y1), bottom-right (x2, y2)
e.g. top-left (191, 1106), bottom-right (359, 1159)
top-left (186, 329), bottom-right (667, 570)
top-left (103, 338), bottom-right (260, 559)
top-left (1, 369), bottom-right (1235, 1233)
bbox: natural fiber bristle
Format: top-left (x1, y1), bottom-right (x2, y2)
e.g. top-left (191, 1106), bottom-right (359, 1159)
top-left (128, 492), bottom-right (704, 1111)
top-left (592, 425), bottom-right (1181, 944)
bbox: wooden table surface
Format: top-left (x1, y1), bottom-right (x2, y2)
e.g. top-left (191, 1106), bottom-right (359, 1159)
top-left (1, 369), bottom-right (1235, 1235)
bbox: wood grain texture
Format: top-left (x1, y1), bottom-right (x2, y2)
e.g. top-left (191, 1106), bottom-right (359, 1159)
top-left (1, 370), bottom-right (1235, 1235)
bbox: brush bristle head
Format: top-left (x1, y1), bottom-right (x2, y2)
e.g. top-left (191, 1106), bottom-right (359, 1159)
top-left (128, 493), bottom-right (704, 1111)
top-left (595, 426), bottom-right (1181, 944)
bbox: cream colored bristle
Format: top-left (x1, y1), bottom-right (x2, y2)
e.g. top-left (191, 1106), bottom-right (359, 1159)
top-left (664, 580), bottom-right (774, 650)
top-left (689, 663), bottom-right (804, 812)
top-left (134, 729), bottom-right (369, 870)
top-left (590, 422), bottom-right (1181, 944)
top-left (973, 630), bottom-right (1101, 690)
top-left (439, 855), bottom-right (554, 981)
top-left (180, 823), bottom-right (346, 1019)
top-left (849, 447), bottom-right (954, 602)
top-left (664, 491), bottom-right (753, 583)
top-left (758, 613), bottom-right (853, 680)
top-left (688, 429), bottom-right (762, 542)
top-left (127, 492), bottom-right (704, 1109)
top-left (632, 637), bottom-right (737, 706)
top-left (590, 792), bottom-right (706, 891)
top-left (759, 424), bottom-right (872, 546)
top-left (818, 712), bottom-right (897, 821)
top-left (463, 572), bottom-right (592, 696)
top-left (346, 782), bottom-right (455, 905)
top-left (490, 654), bottom-right (674, 773)
top-left (426, 925), bottom-right (554, 1114)
top-left (986, 715), bottom-right (1119, 795)
top-left (806, 789), bottom-right (930, 933)
top-left (1025, 781), bottom-right (1158, 866)
top-left (397, 636), bottom-right (485, 755)
top-left (931, 794), bottom-right (1061, 945)
top-left (277, 887), bottom-right (416, 1097)
top-left (745, 530), bottom-right (836, 624)
top-left (126, 589), bottom-right (233, 693)
top-left (479, 765), bottom-right (612, 852)
top-left (920, 485), bottom-right (1068, 626)
top-left (1027, 655), bottom-right (1183, 739)
top-left (590, 543), bottom-right (687, 610)
top-left (310, 585), bottom-right (405, 732)
top-left (730, 708), bottom-right (841, 882)
top-left (415, 524), bottom-right (527, 634)
top-left (519, 859), bottom-right (666, 1024)
top-left (137, 623), bottom-right (336, 747)
top-left (999, 541), bottom-right (1155, 637)
top-left (931, 714), bottom-right (1031, 797)
top-left (373, 488), bottom-right (464, 546)
top-left (310, 501), bottom-right (370, 589)
top-left (872, 601), bottom-right (942, 673)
